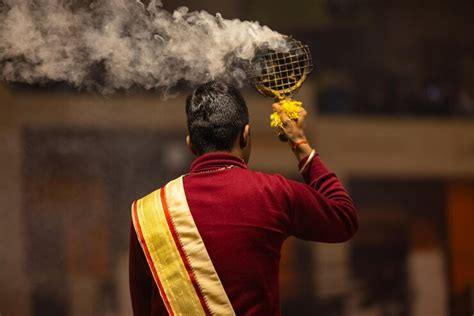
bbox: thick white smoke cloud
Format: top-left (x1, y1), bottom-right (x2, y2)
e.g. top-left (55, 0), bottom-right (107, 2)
top-left (0, 0), bottom-right (286, 93)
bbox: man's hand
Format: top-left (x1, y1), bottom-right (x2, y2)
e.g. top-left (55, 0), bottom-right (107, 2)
top-left (272, 103), bottom-right (314, 161)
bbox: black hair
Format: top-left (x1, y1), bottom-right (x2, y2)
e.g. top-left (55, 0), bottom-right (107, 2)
top-left (186, 81), bottom-right (249, 155)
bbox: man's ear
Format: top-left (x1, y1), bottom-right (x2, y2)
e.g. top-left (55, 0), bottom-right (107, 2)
top-left (239, 124), bottom-right (250, 149)
top-left (186, 135), bottom-right (198, 156)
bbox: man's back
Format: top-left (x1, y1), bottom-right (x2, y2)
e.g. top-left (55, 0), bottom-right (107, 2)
top-left (130, 152), bottom-right (358, 315)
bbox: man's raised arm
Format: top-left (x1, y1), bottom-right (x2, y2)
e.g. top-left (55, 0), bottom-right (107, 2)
top-left (273, 103), bottom-right (359, 242)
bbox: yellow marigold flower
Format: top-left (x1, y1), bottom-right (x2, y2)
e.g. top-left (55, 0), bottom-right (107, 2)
top-left (270, 99), bottom-right (303, 128)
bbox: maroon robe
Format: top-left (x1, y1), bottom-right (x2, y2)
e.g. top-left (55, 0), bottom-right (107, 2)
top-left (129, 152), bottom-right (359, 315)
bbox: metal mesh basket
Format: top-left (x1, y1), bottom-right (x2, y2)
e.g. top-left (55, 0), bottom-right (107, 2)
top-left (247, 37), bottom-right (313, 99)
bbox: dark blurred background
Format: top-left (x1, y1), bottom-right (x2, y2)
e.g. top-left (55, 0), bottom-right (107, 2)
top-left (1, 0), bottom-right (473, 315)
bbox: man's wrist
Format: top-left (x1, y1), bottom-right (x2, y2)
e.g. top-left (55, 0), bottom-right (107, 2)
top-left (292, 142), bottom-right (314, 162)
top-left (298, 149), bottom-right (317, 173)
top-left (291, 140), bottom-right (308, 150)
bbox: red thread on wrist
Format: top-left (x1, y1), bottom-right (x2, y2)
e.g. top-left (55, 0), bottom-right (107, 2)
top-left (292, 140), bottom-right (308, 150)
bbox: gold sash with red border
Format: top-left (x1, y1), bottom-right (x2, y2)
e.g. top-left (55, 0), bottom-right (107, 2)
top-left (132, 176), bottom-right (235, 315)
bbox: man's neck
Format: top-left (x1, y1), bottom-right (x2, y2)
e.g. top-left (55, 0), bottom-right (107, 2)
top-left (199, 150), bottom-right (242, 160)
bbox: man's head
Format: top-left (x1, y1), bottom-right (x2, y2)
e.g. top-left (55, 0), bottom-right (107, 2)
top-left (185, 81), bottom-right (251, 162)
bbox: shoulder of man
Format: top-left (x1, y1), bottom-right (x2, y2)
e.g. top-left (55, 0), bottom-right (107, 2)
top-left (237, 168), bottom-right (297, 198)
top-left (135, 175), bottom-right (184, 200)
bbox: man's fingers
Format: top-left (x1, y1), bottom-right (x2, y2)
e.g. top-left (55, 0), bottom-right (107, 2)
top-left (272, 102), bottom-right (308, 144)
top-left (298, 107), bottom-right (307, 126)
top-left (273, 102), bottom-right (300, 129)
top-left (273, 102), bottom-right (289, 116)
top-left (280, 112), bottom-right (293, 128)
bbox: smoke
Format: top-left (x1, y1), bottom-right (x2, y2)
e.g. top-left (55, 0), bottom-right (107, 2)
top-left (0, 0), bottom-right (286, 93)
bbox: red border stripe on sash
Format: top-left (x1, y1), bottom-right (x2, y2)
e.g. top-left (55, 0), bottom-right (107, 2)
top-left (132, 200), bottom-right (174, 316)
top-left (160, 188), bottom-right (212, 315)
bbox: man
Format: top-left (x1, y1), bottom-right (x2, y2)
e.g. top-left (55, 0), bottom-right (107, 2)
top-left (129, 81), bottom-right (358, 315)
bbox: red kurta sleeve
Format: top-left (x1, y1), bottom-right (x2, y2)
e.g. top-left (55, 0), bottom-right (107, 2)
top-left (285, 154), bottom-right (359, 242)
